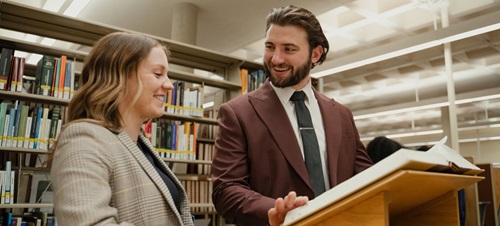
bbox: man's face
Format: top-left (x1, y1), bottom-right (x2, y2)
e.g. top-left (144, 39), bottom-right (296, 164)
top-left (263, 24), bottom-right (320, 89)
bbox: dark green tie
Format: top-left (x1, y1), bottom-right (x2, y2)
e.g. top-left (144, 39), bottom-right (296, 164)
top-left (290, 91), bottom-right (326, 197)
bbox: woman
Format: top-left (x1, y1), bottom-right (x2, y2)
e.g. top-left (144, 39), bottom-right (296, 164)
top-left (50, 32), bottom-right (194, 226)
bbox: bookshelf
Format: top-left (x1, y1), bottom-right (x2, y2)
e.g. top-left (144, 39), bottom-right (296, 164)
top-left (0, 1), bottom-right (261, 224)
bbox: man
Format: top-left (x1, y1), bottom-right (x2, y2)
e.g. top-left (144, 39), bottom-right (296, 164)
top-left (211, 5), bottom-right (373, 226)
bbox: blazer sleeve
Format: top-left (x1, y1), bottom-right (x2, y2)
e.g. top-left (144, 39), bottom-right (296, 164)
top-left (211, 103), bottom-right (275, 226)
top-left (51, 123), bottom-right (134, 226)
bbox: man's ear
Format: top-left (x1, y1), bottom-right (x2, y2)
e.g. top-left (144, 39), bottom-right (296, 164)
top-left (311, 45), bottom-right (323, 64)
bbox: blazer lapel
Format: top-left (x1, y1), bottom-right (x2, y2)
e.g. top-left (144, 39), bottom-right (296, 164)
top-left (249, 80), bottom-right (311, 187)
top-left (313, 89), bottom-right (342, 185)
top-left (116, 131), bottom-right (185, 223)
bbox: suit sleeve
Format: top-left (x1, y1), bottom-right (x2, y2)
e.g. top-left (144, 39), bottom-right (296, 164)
top-left (51, 123), bottom-right (134, 226)
top-left (211, 103), bottom-right (275, 226)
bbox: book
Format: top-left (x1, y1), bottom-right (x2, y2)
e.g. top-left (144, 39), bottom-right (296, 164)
top-left (0, 102), bottom-right (8, 146)
top-left (9, 56), bottom-right (19, 92)
top-left (16, 57), bottom-right (25, 92)
top-left (0, 47), bottom-right (14, 91)
top-left (4, 161), bottom-right (11, 204)
top-left (5, 106), bottom-right (17, 147)
top-left (283, 137), bottom-right (484, 225)
top-left (63, 61), bottom-right (71, 99)
top-left (48, 107), bottom-right (60, 149)
top-left (16, 105), bottom-right (29, 148)
top-left (35, 56), bottom-right (56, 96)
top-left (57, 56), bottom-right (67, 99)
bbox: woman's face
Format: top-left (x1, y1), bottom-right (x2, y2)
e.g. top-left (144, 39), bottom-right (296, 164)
top-left (122, 46), bottom-right (173, 122)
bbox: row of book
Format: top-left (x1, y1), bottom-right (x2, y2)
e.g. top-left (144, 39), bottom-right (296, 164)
top-left (0, 161), bottom-right (15, 204)
top-left (180, 180), bottom-right (214, 214)
top-left (196, 109), bottom-right (218, 140)
top-left (35, 55), bottom-right (76, 100)
top-left (0, 101), bottom-right (62, 151)
top-left (144, 120), bottom-right (198, 160)
top-left (2, 212), bottom-right (56, 226)
top-left (239, 69), bottom-right (265, 95)
top-left (0, 47), bottom-right (25, 93)
top-left (0, 46), bottom-right (77, 100)
top-left (164, 81), bottom-right (204, 117)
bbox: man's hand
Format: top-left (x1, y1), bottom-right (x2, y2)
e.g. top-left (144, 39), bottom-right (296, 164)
top-left (268, 191), bottom-right (308, 226)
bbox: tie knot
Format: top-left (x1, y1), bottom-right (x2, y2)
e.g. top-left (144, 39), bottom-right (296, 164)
top-left (290, 91), bottom-right (306, 101)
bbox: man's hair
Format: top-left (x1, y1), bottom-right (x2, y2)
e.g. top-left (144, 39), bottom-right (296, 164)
top-left (266, 5), bottom-right (329, 68)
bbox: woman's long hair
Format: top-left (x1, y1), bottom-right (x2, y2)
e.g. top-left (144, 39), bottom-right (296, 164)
top-left (47, 32), bottom-right (169, 167)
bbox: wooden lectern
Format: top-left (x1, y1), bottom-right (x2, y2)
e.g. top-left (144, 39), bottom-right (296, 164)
top-left (290, 170), bottom-right (483, 226)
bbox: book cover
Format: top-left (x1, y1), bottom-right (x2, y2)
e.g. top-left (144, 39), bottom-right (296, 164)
top-left (283, 137), bottom-right (483, 225)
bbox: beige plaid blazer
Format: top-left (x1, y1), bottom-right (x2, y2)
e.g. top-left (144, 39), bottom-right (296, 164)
top-left (51, 122), bottom-right (194, 226)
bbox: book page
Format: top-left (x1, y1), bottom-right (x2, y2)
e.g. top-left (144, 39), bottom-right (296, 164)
top-left (427, 137), bottom-right (480, 171)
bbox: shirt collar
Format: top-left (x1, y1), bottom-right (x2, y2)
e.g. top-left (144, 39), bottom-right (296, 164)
top-left (270, 79), bottom-right (315, 105)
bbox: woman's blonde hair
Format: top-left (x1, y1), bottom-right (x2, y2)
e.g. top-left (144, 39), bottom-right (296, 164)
top-left (47, 32), bottom-right (169, 166)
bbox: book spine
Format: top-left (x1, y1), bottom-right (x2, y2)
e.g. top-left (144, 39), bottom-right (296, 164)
top-left (58, 55), bottom-right (67, 99)
top-left (16, 57), bottom-right (25, 92)
top-left (4, 161), bottom-right (11, 204)
top-left (9, 57), bottom-right (19, 92)
top-left (38, 56), bottom-right (56, 96)
top-left (0, 48), bottom-right (14, 90)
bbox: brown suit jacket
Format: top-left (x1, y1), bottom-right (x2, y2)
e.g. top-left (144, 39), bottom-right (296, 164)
top-left (211, 80), bottom-right (373, 226)
top-left (51, 122), bottom-right (194, 226)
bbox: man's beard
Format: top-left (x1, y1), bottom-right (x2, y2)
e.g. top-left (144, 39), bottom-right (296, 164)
top-left (264, 58), bottom-right (312, 88)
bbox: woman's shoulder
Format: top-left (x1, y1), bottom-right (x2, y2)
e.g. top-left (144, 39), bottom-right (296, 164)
top-left (60, 121), bottom-right (118, 139)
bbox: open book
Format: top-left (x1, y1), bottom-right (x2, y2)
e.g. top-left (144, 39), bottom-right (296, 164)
top-left (284, 137), bottom-right (483, 225)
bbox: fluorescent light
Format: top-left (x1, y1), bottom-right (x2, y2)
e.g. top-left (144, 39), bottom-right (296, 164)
top-left (313, 40), bottom-right (441, 78)
top-left (455, 94), bottom-right (500, 104)
top-left (459, 136), bottom-right (500, 143)
top-left (354, 93), bottom-right (500, 120)
top-left (354, 102), bottom-right (447, 120)
top-left (24, 34), bottom-right (38, 42)
top-left (203, 101), bottom-right (214, 109)
top-left (63, 0), bottom-right (91, 17)
top-left (42, 0), bottom-right (65, 12)
top-left (27, 54), bottom-right (43, 65)
top-left (386, 129), bottom-right (443, 139)
top-left (40, 37), bottom-right (56, 46)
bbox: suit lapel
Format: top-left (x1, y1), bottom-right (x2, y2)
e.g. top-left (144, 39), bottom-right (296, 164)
top-left (314, 89), bottom-right (341, 185)
top-left (116, 131), bottom-right (184, 223)
top-left (249, 81), bottom-right (311, 187)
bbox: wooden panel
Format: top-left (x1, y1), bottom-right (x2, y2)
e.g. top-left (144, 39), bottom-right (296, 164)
top-left (477, 164), bottom-right (497, 226)
top-left (291, 170), bottom-right (483, 226)
top-left (463, 156), bottom-right (481, 226)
